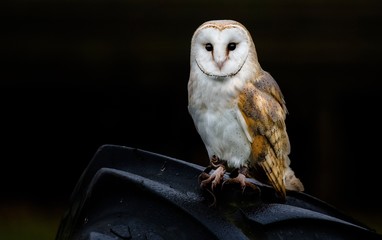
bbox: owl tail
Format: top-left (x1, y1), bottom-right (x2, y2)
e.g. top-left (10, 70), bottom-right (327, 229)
top-left (284, 167), bottom-right (304, 192)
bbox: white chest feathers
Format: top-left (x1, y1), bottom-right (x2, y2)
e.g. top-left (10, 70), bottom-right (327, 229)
top-left (188, 74), bottom-right (251, 169)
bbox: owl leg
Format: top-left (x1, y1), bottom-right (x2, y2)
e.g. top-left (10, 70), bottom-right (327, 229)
top-left (198, 155), bottom-right (227, 191)
top-left (222, 167), bottom-right (258, 192)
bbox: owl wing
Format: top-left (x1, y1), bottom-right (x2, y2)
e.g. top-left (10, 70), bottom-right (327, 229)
top-left (237, 70), bottom-right (290, 199)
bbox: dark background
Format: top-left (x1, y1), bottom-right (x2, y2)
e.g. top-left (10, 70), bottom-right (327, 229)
top-left (1, 0), bottom-right (381, 239)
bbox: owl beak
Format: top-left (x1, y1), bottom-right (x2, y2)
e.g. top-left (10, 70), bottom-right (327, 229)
top-left (216, 61), bottom-right (225, 70)
top-left (215, 57), bottom-right (227, 70)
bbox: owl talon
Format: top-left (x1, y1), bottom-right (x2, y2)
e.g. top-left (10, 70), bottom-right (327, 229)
top-left (198, 165), bottom-right (226, 190)
top-left (222, 173), bottom-right (259, 193)
top-left (198, 172), bottom-right (210, 182)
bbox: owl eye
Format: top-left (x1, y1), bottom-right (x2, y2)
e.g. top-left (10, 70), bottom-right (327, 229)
top-left (227, 42), bottom-right (236, 51)
top-left (205, 43), bottom-right (213, 51)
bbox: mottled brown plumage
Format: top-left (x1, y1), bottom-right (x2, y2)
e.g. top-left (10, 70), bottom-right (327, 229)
top-left (237, 71), bottom-right (299, 199)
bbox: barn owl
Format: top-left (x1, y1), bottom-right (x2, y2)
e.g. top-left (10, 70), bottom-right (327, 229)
top-left (187, 20), bottom-right (304, 201)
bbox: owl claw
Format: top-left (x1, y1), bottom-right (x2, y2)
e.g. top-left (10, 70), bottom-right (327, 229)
top-left (222, 173), bottom-right (259, 193)
top-left (198, 165), bottom-right (226, 190)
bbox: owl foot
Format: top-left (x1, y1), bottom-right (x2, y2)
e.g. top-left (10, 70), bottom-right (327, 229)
top-left (198, 156), bottom-right (228, 206)
top-left (222, 173), bottom-right (259, 193)
top-left (199, 155), bottom-right (227, 190)
top-left (199, 165), bottom-right (226, 207)
top-left (199, 165), bottom-right (226, 191)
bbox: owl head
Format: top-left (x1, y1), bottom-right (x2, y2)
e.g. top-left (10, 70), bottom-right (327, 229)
top-left (190, 20), bottom-right (259, 78)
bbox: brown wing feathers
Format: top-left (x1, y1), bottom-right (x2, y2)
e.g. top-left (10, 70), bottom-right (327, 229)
top-left (251, 135), bottom-right (287, 199)
top-left (238, 72), bottom-right (290, 199)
